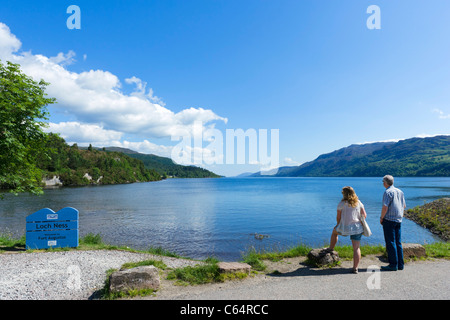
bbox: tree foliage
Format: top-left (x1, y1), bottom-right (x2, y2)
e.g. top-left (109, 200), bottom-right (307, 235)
top-left (126, 152), bottom-right (222, 178)
top-left (0, 60), bottom-right (55, 195)
top-left (37, 134), bottom-right (162, 186)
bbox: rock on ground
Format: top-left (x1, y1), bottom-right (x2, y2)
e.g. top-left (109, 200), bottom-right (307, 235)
top-left (109, 265), bottom-right (160, 293)
top-left (402, 243), bottom-right (426, 259)
top-left (307, 248), bottom-right (340, 267)
top-left (217, 262), bottom-right (251, 274)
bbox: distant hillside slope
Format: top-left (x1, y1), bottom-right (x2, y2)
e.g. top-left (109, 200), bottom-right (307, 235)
top-left (253, 135), bottom-right (450, 177)
top-left (105, 147), bottom-right (222, 178)
top-left (37, 134), bottom-right (162, 186)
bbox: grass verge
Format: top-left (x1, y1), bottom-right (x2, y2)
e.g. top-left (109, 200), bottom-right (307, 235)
top-left (242, 242), bottom-right (449, 271)
top-left (0, 232), bottom-right (186, 259)
top-left (166, 257), bottom-right (249, 286)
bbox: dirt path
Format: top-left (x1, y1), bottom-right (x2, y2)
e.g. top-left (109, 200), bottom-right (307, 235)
top-left (140, 255), bottom-right (450, 300)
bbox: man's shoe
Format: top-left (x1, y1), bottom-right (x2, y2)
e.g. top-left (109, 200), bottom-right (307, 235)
top-left (381, 265), bottom-right (397, 271)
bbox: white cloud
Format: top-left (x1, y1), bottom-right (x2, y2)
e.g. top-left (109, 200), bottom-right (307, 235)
top-left (49, 50), bottom-right (76, 66)
top-left (110, 140), bottom-right (174, 158)
top-left (46, 122), bottom-right (187, 161)
top-left (76, 69), bottom-right (121, 92)
top-left (283, 157), bottom-right (301, 166)
top-left (433, 108), bottom-right (450, 119)
top-left (47, 122), bottom-right (123, 145)
top-left (0, 22), bottom-right (228, 155)
top-left (415, 133), bottom-right (450, 138)
top-left (125, 76), bottom-right (166, 106)
top-left (356, 133), bottom-right (450, 145)
top-left (355, 138), bottom-right (400, 145)
top-left (0, 23), bottom-right (21, 59)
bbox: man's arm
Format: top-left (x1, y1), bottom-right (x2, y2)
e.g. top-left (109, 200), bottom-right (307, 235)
top-left (380, 205), bottom-right (388, 224)
top-left (381, 190), bottom-right (391, 224)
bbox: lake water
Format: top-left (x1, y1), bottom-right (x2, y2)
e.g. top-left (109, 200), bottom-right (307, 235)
top-left (1, 177), bottom-right (448, 261)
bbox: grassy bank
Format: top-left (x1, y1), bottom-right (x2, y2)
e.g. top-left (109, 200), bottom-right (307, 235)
top-left (405, 198), bottom-right (449, 241)
top-left (2, 232), bottom-right (449, 262)
top-left (241, 242), bottom-right (450, 271)
top-left (166, 257), bottom-right (250, 286)
top-left (0, 232), bottom-right (184, 258)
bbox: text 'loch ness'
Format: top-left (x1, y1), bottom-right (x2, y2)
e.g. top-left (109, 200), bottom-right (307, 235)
top-left (26, 207), bottom-right (79, 249)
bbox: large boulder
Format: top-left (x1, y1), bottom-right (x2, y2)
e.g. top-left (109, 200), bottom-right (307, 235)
top-left (307, 248), bottom-right (340, 267)
top-left (402, 243), bottom-right (426, 259)
top-left (109, 265), bottom-right (160, 293)
top-left (217, 262), bottom-right (251, 274)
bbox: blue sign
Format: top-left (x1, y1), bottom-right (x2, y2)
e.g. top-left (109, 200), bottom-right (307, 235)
top-left (26, 207), bottom-right (79, 249)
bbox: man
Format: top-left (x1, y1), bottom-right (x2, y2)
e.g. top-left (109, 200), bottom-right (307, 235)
top-left (380, 175), bottom-right (406, 271)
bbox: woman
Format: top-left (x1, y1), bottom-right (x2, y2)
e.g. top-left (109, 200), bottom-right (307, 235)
top-left (328, 186), bottom-right (367, 273)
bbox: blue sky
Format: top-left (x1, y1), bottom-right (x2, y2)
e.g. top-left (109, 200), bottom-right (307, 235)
top-left (1, 0), bottom-right (450, 176)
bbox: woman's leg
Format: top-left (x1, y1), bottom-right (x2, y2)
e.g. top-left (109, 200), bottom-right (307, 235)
top-left (329, 228), bottom-right (338, 250)
top-left (351, 239), bottom-right (361, 271)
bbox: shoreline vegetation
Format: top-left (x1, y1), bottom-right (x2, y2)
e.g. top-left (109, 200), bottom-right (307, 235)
top-left (36, 134), bottom-right (222, 187)
top-left (405, 198), bottom-right (450, 241)
top-left (0, 133), bottom-right (222, 194)
top-left (1, 231), bottom-right (449, 299)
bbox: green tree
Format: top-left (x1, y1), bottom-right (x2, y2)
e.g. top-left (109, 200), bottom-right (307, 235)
top-left (0, 60), bottom-right (55, 196)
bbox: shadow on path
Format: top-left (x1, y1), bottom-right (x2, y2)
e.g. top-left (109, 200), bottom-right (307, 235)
top-left (0, 245), bottom-right (26, 253)
top-left (266, 255), bottom-right (387, 278)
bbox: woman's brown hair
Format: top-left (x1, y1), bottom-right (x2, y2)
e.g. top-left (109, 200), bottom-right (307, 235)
top-left (342, 186), bottom-right (359, 208)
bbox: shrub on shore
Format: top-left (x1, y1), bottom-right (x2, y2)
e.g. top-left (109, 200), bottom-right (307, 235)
top-left (405, 198), bottom-right (449, 241)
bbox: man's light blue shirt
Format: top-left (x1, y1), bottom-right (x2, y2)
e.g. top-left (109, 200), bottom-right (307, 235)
top-left (382, 186), bottom-right (406, 223)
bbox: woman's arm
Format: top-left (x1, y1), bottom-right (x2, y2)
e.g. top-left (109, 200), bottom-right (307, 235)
top-left (361, 206), bottom-right (367, 219)
top-left (336, 209), bottom-right (342, 224)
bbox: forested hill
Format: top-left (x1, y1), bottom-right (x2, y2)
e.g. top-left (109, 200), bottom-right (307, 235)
top-left (253, 135), bottom-right (450, 177)
top-left (105, 147), bottom-right (222, 178)
top-left (35, 134), bottom-right (221, 187)
top-left (36, 134), bottom-right (162, 186)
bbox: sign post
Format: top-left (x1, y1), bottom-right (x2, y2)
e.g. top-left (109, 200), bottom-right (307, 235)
top-left (26, 207), bottom-right (79, 249)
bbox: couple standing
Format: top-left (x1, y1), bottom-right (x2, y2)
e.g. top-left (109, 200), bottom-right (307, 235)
top-left (328, 175), bottom-right (406, 273)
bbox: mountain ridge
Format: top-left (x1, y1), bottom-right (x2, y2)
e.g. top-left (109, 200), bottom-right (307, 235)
top-left (104, 147), bottom-right (222, 178)
top-left (252, 135), bottom-right (450, 177)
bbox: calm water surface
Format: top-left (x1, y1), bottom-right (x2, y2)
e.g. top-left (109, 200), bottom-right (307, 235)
top-left (1, 177), bottom-right (448, 261)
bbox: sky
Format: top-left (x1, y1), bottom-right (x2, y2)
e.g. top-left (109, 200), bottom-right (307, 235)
top-left (1, 0), bottom-right (450, 176)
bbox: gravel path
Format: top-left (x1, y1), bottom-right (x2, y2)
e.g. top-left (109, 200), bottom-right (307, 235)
top-left (0, 250), bottom-right (202, 300)
top-left (2, 250), bottom-right (449, 300)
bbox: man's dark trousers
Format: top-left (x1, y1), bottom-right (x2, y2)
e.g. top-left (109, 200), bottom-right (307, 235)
top-left (382, 219), bottom-right (404, 270)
